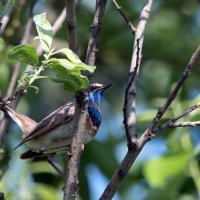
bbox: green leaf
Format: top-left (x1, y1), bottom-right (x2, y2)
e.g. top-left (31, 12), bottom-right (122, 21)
top-left (0, 0), bottom-right (15, 18)
top-left (33, 13), bottom-right (53, 52)
top-left (7, 44), bottom-right (38, 66)
top-left (52, 48), bottom-right (96, 73)
top-left (49, 66), bottom-right (89, 92)
top-left (30, 85), bottom-right (39, 94)
top-left (53, 48), bottom-right (82, 64)
top-left (48, 58), bottom-right (79, 70)
top-left (48, 57), bottom-right (96, 73)
top-left (143, 152), bottom-right (191, 188)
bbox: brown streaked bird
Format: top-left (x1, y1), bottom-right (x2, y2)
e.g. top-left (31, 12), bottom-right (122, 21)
top-left (0, 83), bottom-right (111, 175)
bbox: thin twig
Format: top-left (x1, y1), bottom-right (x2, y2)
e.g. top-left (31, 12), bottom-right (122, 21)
top-left (52, 9), bottom-right (66, 34)
top-left (112, 0), bottom-right (136, 35)
top-left (145, 46), bottom-right (200, 135)
top-left (164, 121), bottom-right (200, 128)
top-left (85, 0), bottom-right (108, 68)
top-left (99, 1), bottom-right (153, 199)
top-left (153, 103), bottom-right (200, 134)
top-left (65, 0), bottom-right (79, 54)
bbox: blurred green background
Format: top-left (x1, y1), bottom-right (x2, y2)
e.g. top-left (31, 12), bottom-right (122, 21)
top-left (1, 0), bottom-right (200, 199)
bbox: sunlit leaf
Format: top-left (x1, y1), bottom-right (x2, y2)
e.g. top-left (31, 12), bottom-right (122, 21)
top-left (48, 58), bottom-right (79, 70)
top-left (48, 57), bottom-right (96, 73)
top-left (53, 48), bottom-right (82, 64)
top-left (49, 66), bottom-right (89, 92)
top-left (7, 44), bottom-right (38, 66)
top-left (33, 13), bottom-right (53, 52)
top-left (0, 0), bottom-right (15, 18)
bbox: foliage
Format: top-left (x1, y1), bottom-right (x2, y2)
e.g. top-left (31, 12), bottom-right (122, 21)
top-left (7, 13), bottom-right (95, 92)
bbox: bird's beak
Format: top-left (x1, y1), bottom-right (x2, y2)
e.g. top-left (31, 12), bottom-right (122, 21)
top-left (101, 83), bottom-right (112, 91)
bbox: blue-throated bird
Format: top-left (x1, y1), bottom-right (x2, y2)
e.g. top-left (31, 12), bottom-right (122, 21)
top-left (0, 83), bottom-right (111, 175)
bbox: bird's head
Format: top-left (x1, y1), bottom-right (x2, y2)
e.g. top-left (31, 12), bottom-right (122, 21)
top-left (89, 83), bottom-right (112, 108)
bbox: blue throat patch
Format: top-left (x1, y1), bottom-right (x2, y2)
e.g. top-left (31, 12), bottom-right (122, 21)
top-left (88, 90), bottom-right (103, 128)
top-left (88, 105), bottom-right (101, 128)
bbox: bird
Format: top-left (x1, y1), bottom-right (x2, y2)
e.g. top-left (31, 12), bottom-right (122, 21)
top-left (0, 83), bottom-right (111, 175)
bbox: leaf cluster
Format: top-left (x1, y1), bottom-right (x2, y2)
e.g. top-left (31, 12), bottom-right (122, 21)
top-left (6, 13), bottom-right (96, 93)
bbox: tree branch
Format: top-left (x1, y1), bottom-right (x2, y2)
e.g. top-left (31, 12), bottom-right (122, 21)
top-left (153, 103), bottom-right (200, 134)
top-left (63, 90), bottom-right (88, 200)
top-left (123, 39), bottom-right (140, 145)
top-left (65, 0), bottom-right (79, 54)
top-left (85, 0), bottom-right (108, 67)
top-left (63, 0), bottom-right (108, 198)
top-left (111, 0), bottom-right (136, 35)
top-left (100, 1), bottom-right (153, 199)
top-left (145, 46), bottom-right (200, 134)
top-left (123, 0), bottom-right (153, 145)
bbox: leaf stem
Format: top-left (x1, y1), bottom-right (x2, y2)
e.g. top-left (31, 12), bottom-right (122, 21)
top-left (28, 52), bottom-right (51, 87)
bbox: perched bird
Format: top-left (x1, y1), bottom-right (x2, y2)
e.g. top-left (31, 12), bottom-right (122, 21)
top-left (0, 83), bottom-right (111, 174)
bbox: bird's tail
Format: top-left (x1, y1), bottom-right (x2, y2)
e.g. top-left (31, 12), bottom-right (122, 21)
top-left (0, 101), bottom-right (37, 135)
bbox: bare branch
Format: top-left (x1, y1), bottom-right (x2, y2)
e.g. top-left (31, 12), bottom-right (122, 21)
top-left (123, 39), bottom-right (140, 145)
top-left (153, 103), bottom-right (200, 134)
top-left (145, 46), bottom-right (200, 134)
top-left (100, 1), bottom-right (153, 199)
top-left (63, 0), bottom-right (108, 197)
top-left (123, 0), bottom-right (153, 145)
top-left (65, 0), bottom-right (79, 54)
top-left (63, 90), bottom-right (88, 200)
top-left (52, 9), bottom-right (66, 33)
top-left (111, 0), bottom-right (136, 35)
top-left (85, 0), bottom-right (108, 67)
top-left (169, 121), bottom-right (200, 128)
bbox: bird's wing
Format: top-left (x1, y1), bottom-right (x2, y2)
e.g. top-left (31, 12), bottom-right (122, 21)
top-left (14, 100), bottom-right (75, 149)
